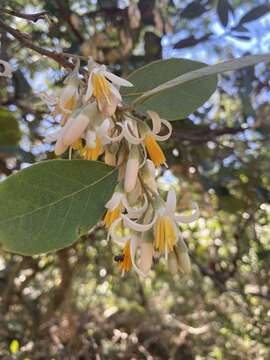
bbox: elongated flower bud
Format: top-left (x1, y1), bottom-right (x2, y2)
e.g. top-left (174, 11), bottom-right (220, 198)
top-left (62, 113), bottom-right (90, 146)
top-left (177, 252), bottom-right (191, 274)
top-left (55, 137), bottom-right (68, 156)
top-left (139, 241), bottom-right (154, 275)
top-left (124, 146), bottom-right (140, 193)
top-left (168, 252), bottom-right (179, 275)
top-left (174, 242), bottom-right (191, 274)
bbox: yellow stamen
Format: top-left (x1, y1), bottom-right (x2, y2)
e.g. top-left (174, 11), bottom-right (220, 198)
top-left (82, 137), bottom-right (102, 160)
top-left (71, 139), bottom-right (83, 151)
top-left (155, 216), bottom-right (177, 254)
top-left (118, 240), bottom-right (132, 273)
top-left (144, 135), bottom-right (166, 166)
top-left (58, 94), bottom-right (77, 126)
top-left (92, 73), bottom-right (111, 104)
top-left (63, 94), bottom-right (77, 112)
top-left (104, 204), bottom-right (122, 229)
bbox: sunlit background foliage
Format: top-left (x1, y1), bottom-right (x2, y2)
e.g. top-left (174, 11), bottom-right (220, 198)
top-left (1, 0), bottom-right (270, 359)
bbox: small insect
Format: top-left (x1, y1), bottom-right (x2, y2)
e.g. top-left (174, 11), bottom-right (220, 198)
top-left (114, 254), bottom-right (125, 263)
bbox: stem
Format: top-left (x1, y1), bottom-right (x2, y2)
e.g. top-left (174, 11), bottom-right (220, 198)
top-left (0, 18), bottom-right (73, 69)
top-left (0, 9), bottom-right (49, 22)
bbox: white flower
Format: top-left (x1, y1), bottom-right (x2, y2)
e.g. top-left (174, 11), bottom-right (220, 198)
top-left (116, 111), bottom-right (172, 166)
top-left (122, 188), bottom-right (199, 258)
top-left (58, 77), bottom-right (79, 116)
top-left (110, 220), bottom-right (149, 277)
top-left (104, 190), bottom-right (148, 229)
top-left (82, 118), bottom-right (111, 160)
top-left (0, 60), bottom-right (12, 78)
top-left (45, 102), bottom-right (98, 155)
top-left (83, 59), bottom-right (133, 116)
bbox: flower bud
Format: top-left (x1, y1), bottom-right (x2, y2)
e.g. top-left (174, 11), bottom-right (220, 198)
top-left (124, 146), bottom-right (140, 193)
top-left (139, 241), bottom-right (154, 275)
top-left (168, 252), bottom-right (179, 275)
top-left (177, 252), bottom-right (191, 274)
top-left (62, 113), bottom-right (89, 147)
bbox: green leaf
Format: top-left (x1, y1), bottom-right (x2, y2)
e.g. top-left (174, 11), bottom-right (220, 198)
top-left (122, 58), bottom-right (217, 120)
top-left (0, 108), bottom-right (21, 146)
top-left (132, 53), bottom-right (270, 108)
top-left (0, 160), bottom-right (117, 255)
top-left (239, 5), bottom-right (270, 25)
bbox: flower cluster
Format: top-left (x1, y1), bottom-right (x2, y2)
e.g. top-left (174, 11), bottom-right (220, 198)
top-left (44, 58), bottom-right (199, 277)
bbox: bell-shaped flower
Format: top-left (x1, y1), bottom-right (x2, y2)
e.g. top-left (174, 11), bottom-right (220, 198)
top-left (104, 187), bottom-right (148, 229)
top-left (121, 111), bottom-right (172, 166)
top-left (57, 77), bottom-right (80, 122)
top-left (122, 188), bottom-right (199, 259)
top-left (45, 102), bottom-right (98, 156)
top-left (110, 221), bottom-right (150, 277)
top-left (0, 59), bottom-right (12, 78)
top-left (44, 62), bottom-right (80, 124)
top-left (82, 118), bottom-right (111, 160)
top-left (84, 59), bottom-right (133, 116)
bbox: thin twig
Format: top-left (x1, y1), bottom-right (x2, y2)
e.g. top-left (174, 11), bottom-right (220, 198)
top-left (0, 18), bottom-right (74, 69)
top-left (0, 9), bottom-right (50, 22)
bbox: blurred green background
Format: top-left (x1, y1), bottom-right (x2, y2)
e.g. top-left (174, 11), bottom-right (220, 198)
top-left (1, 0), bottom-right (270, 359)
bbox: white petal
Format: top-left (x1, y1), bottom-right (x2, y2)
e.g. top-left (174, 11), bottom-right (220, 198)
top-left (123, 194), bottom-right (148, 219)
top-left (110, 84), bottom-right (123, 102)
top-left (146, 159), bottom-right (156, 177)
top-left (104, 123), bottom-right (124, 143)
top-left (130, 237), bottom-right (147, 277)
top-left (103, 70), bottom-right (133, 87)
top-left (55, 136), bottom-right (68, 155)
top-left (0, 60), bottom-right (12, 78)
top-left (105, 192), bottom-right (123, 210)
top-left (85, 130), bottom-right (96, 149)
top-left (165, 188), bottom-right (177, 215)
top-left (84, 72), bottom-right (94, 102)
top-left (59, 85), bottom-right (77, 113)
top-left (174, 203), bottom-right (200, 224)
top-left (62, 114), bottom-right (89, 146)
top-left (147, 110), bottom-right (161, 135)
top-left (154, 118), bottom-right (172, 142)
top-left (122, 214), bottom-right (156, 232)
top-left (109, 217), bottom-right (129, 244)
top-left (123, 121), bottom-right (143, 145)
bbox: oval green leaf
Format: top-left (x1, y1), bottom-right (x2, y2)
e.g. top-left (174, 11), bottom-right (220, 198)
top-left (0, 160), bottom-right (117, 255)
top-left (121, 58), bottom-right (218, 120)
top-left (0, 108), bottom-right (21, 146)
